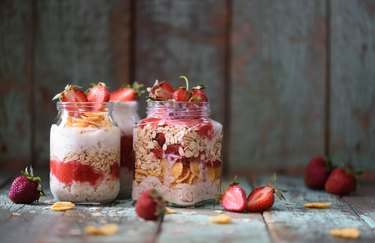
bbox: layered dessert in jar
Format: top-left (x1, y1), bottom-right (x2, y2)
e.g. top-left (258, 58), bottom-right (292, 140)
top-left (110, 82), bottom-right (143, 198)
top-left (132, 77), bottom-right (223, 206)
top-left (50, 83), bottom-right (120, 203)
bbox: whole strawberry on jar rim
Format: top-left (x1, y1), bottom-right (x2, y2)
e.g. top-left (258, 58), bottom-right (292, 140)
top-left (132, 76), bottom-right (223, 207)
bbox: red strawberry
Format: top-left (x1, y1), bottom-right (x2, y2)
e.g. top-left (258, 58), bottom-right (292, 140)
top-left (86, 82), bottom-right (110, 103)
top-left (173, 76), bottom-right (191, 102)
top-left (155, 133), bottom-right (166, 147)
top-left (165, 144), bottom-right (181, 155)
top-left (324, 166), bottom-right (360, 196)
top-left (196, 122), bottom-right (214, 140)
top-left (305, 156), bottom-right (332, 189)
top-left (190, 84), bottom-right (208, 102)
top-left (52, 84), bottom-right (88, 102)
top-left (110, 82), bottom-right (144, 102)
top-left (135, 189), bottom-right (166, 220)
top-left (8, 166), bottom-right (45, 204)
top-left (246, 174), bottom-right (286, 212)
top-left (152, 148), bottom-right (163, 159)
top-left (221, 176), bottom-right (247, 212)
top-left (147, 80), bottom-right (174, 101)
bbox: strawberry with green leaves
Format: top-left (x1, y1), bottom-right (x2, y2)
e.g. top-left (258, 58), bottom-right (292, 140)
top-left (110, 82), bottom-right (144, 102)
top-left (246, 174), bottom-right (286, 213)
top-left (52, 84), bottom-right (88, 102)
top-left (305, 156), bottom-right (333, 189)
top-left (86, 82), bottom-right (110, 103)
top-left (135, 189), bottom-right (166, 221)
top-left (147, 80), bottom-right (174, 101)
top-left (190, 84), bottom-right (208, 102)
top-left (173, 76), bottom-right (191, 102)
top-left (325, 165), bottom-right (361, 196)
top-left (8, 166), bottom-right (45, 204)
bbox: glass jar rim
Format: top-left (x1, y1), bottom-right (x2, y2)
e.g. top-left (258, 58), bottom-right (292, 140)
top-left (56, 102), bottom-right (113, 111)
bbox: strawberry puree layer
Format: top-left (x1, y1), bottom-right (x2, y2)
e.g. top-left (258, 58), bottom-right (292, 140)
top-left (121, 135), bottom-right (135, 169)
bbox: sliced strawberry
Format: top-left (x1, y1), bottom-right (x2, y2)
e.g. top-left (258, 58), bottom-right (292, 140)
top-left (221, 177), bottom-right (247, 212)
top-left (155, 133), bottom-right (166, 147)
top-left (165, 144), bottom-right (181, 156)
top-left (147, 80), bottom-right (174, 101)
top-left (152, 148), bottom-right (163, 159)
top-left (86, 82), bottom-right (110, 102)
top-left (173, 76), bottom-right (191, 102)
top-left (110, 82), bottom-right (144, 102)
top-left (190, 84), bottom-right (208, 102)
top-left (246, 174), bottom-right (286, 213)
top-left (196, 121), bottom-right (214, 140)
top-left (53, 84), bottom-right (88, 102)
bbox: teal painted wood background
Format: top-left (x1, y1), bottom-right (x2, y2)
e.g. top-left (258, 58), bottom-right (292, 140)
top-left (1, 0), bottom-right (374, 173)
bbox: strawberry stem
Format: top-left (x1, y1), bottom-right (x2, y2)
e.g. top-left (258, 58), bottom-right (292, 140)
top-left (179, 75), bottom-right (190, 91)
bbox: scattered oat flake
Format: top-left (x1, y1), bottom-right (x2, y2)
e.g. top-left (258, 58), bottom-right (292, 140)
top-left (29, 211), bottom-right (36, 214)
top-left (12, 212), bottom-right (21, 216)
top-left (330, 228), bottom-right (360, 239)
top-left (214, 210), bottom-right (223, 214)
top-left (182, 211), bottom-right (197, 215)
top-left (208, 214), bottom-right (232, 224)
top-left (165, 207), bottom-right (177, 214)
top-left (91, 212), bottom-right (103, 217)
top-left (85, 224), bottom-right (119, 236)
top-left (51, 201), bottom-right (75, 211)
top-left (304, 202), bottom-right (332, 209)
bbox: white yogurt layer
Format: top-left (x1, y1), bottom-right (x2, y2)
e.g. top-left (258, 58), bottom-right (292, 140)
top-left (50, 174), bottom-right (120, 203)
top-left (50, 124), bottom-right (121, 161)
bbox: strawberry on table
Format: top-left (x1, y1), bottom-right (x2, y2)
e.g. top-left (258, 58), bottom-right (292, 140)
top-left (86, 82), bottom-right (110, 103)
top-left (325, 166), bottom-right (361, 196)
top-left (135, 189), bottom-right (166, 221)
top-left (147, 80), bottom-right (174, 101)
top-left (173, 76), bottom-right (191, 102)
top-left (305, 156), bottom-right (333, 190)
top-left (246, 174), bottom-right (286, 213)
top-left (190, 84), bottom-right (208, 102)
top-left (110, 82), bottom-right (144, 102)
top-left (221, 176), bottom-right (247, 212)
top-left (52, 84), bottom-right (88, 102)
top-left (8, 166), bottom-right (45, 204)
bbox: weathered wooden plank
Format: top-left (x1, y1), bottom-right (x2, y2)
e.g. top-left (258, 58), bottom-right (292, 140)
top-left (229, 0), bottom-right (326, 173)
top-left (343, 183), bottom-right (375, 229)
top-left (0, 0), bottom-right (33, 169)
top-left (330, 0), bottom-right (375, 170)
top-left (34, 0), bottom-right (132, 168)
top-left (134, 0), bottom-right (228, 124)
top-left (158, 178), bottom-right (271, 243)
top-left (253, 175), bottom-right (374, 242)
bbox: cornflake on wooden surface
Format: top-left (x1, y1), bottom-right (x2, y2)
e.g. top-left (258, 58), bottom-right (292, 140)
top-left (303, 202), bottom-right (332, 209)
top-left (330, 228), bottom-right (360, 239)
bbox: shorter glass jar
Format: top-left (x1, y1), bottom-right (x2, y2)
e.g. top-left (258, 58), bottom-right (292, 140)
top-left (50, 102), bottom-right (120, 203)
top-left (111, 101), bottom-right (140, 198)
top-left (132, 101), bottom-right (223, 206)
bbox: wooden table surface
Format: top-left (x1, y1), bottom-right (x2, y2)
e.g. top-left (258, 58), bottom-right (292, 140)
top-left (0, 172), bottom-right (374, 243)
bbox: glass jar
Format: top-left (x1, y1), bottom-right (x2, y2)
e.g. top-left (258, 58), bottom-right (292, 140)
top-left (111, 101), bottom-right (140, 198)
top-left (132, 101), bottom-right (223, 206)
top-left (50, 102), bottom-right (121, 203)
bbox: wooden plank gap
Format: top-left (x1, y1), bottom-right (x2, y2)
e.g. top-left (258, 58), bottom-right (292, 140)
top-left (344, 201), bottom-right (375, 230)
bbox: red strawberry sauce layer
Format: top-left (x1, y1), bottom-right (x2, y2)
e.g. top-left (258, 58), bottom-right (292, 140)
top-left (50, 160), bottom-right (119, 186)
top-left (121, 134), bottom-right (135, 170)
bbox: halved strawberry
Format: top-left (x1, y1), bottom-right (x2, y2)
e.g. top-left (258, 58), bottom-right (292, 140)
top-left (173, 76), bottom-right (191, 102)
top-left (155, 133), bottom-right (166, 147)
top-left (110, 82), bottom-right (144, 102)
top-left (147, 80), bottom-right (174, 101)
top-left (196, 121), bottom-right (214, 140)
top-left (246, 174), bottom-right (286, 213)
top-left (221, 176), bottom-right (247, 212)
top-left (190, 84), bottom-right (208, 102)
top-left (53, 84), bottom-right (88, 102)
top-left (86, 82), bottom-right (110, 103)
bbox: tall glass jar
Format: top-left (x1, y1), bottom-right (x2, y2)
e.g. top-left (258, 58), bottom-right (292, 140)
top-left (50, 102), bottom-right (121, 203)
top-left (132, 101), bottom-right (223, 206)
top-left (111, 101), bottom-right (140, 198)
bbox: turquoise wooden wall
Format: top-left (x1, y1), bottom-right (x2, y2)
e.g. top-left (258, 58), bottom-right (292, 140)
top-left (1, 0), bottom-right (374, 173)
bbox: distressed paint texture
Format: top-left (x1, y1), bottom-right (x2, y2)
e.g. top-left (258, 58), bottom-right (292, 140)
top-left (229, 0), bottom-right (327, 173)
top-left (0, 0), bottom-right (33, 168)
top-left (33, 0), bottom-right (131, 167)
top-left (134, 0), bottom-right (227, 123)
top-left (330, 0), bottom-right (375, 170)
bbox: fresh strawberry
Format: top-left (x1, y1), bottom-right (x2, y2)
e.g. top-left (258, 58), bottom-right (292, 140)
top-left (165, 144), bottom-right (181, 155)
top-left (147, 80), bottom-right (174, 101)
top-left (86, 82), bottom-right (110, 102)
top-left (190, 84), bottom-right (208, 102)
top-left (305, 156), bottom-right (332, 189)
top-left (246, 174), bottom-right (286, 213)
top-left (173, 76), bottom-right (191, 102)
top-left (152, 148), bottom-right (163, 159)
top-left (324, 166), bottom-right (361, 196)
top-left (8, 166), bottom-right (45, 204)
top-left (196, 122), bottom-right (214, 140)
top-left (52, 84), bottom-right (88, 102)
top-left (135, 189), bottom-right (166, 221)
top-left (155, 133), bottom-right (166, 147)
top-left (110, 82), bottom-right (144, 102)
top-left (221, 176), bottom-right (247, 212)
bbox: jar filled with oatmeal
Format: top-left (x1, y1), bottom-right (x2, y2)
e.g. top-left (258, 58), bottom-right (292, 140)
top-left (111, 101), bottom-right (140, 198)
top-left (50, 102), bottom-right (121, 203)
top-left (132, 98), bottom-right (223, 206)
